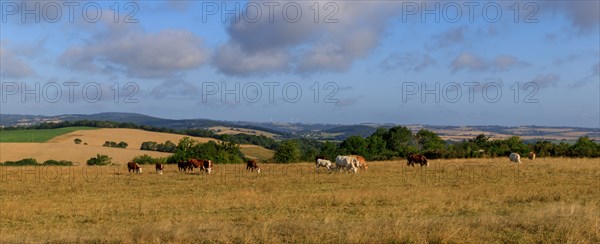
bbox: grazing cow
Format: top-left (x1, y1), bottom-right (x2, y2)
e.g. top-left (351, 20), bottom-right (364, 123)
top-left (127, 162), bottom-right (142, 173)
top-left (407, 154), bottom-right (429, 167)
top-left (315, 155), bottom-right (326, 163)
top-left (246, 159), bottom-right (261, 173)
top-left (155, 163), bottom-right (165, 174)
top-left (201, 160), bottom-right (213, 174)
top-left (528, 151), bottom-right (536, 161)
top-left (188, 159), bottom-right (203, 173)
top-left (349, 155), bottom-right (368, 170)
top-left (178, 161), bottom-right (193, 172)
top-left (509, 153), bottom-right (521, 164)
top-left (316, 159), bottom-right (333, 172)
top-left (335, 156), bottom-right (359, 173)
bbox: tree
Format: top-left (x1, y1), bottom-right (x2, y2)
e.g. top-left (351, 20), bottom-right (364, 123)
top-left (570, 136), bottom-right (599, 157)
top-left (340, 136), bottom-right (367, 155)
top-left (384, 126), bottom-right (415, 157)
top-left (319, 141), bottom-right (339, 161)
top-left (74, 138), bottom-right (82, 144)
top-left (86, 154), bottom-right (112, 166)
top-left (273, 140), bottom-right (300, 163)
top-left (415, 129), bottom-right (446, 159)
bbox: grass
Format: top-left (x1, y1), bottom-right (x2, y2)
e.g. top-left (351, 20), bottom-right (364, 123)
top-left (0, 158), bottom-right (598, 243)
top-left (239, 145), bottom-right (275, 161)
top-left (0, 127), bottom-right (97, 143)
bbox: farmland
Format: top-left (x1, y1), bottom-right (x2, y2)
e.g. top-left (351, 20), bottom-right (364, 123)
top-left (0, 158), bottom-right (597, 243)
top-left (0, 127), bottom-right (97, 143)
top-left (0, 128), bottom-right (242, 164)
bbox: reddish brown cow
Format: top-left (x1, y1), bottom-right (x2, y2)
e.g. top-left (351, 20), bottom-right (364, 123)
top-left (246, 159), bottom-right (261, 173)
top-left (155, 163), bottom-right (165, 174)
top-left (407, 154), bottom-right (429, 167)
top-left (127, 162), bottom-right (142, 173)
top-left (188, 159), bottom-right (213, 174)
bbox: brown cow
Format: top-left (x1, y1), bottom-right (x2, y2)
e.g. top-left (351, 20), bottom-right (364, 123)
top-left (155, 163), bottom-right (165, 174)
top-left (246, 159), bottom-right (261, 173)
top-left (528, 151), bottom-right (536, 161)
top-left (127, 162), bottom-right (142, 173)
top-left (407, 154), bottom-right (429, 167)
top-left (178, 161), bottom-right (192, 172)
top-left (201, 160), bottom-right (213, 174)
top-left (189, 158), bottom-right (213, 174)
top-left (350, 155), bottom-right (368, 170)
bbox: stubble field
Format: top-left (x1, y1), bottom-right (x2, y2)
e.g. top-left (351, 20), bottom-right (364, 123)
top-left (0, 158), bottom-right (598, 243)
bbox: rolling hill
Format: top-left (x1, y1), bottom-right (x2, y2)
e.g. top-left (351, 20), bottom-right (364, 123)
top-left (0, 128), bottom-right (273, 164)
top-left (1, 113), bottom-right (598, 142)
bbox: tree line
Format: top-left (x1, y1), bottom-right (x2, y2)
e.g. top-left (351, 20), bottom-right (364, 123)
top-left (272, 127), bottom-right (600, 163)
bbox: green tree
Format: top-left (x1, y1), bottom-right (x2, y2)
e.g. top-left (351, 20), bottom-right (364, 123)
top-left (319, 141), bottom-right (339, 161)
top-left (384, 126), bottom-right (415, 157)
top-left (340, 136), bottom-right (367, 155)
top-left (415, 129), bottom-right (446, 159)
top-left (570, 136), bottom-right (599, 157)
top-left (273, 140), bottom-right (300, 163)
top-left (86, 154), bottom-right (112, 166)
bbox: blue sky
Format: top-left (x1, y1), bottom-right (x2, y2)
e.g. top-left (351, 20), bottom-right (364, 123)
top-left (1, 0), bottom-right (599, 127)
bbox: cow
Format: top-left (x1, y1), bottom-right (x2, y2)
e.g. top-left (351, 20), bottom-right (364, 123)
top-left (246, 159), bottom-right (261, 173)
top-left (155, 163), bottom-right (165, 174)
top-left (407, 154), bottom-right (429, 167)
top-left (201, 160), bottom-right (213, 174)
top-left (509, 153), bottom-right (521, 164)
top-left (127, 162), bottom-right (142, 173)
top-left (349, 155), bottom-right (368, 170)
top-left (335, 156), bottom-right (359, 173)
top-left (316, 158), bottom-right (333, 172)
top-left (528, 151), bottom-right (536, 161)
top-left (188, 159), bottom-right (203, 173)
top-left (178, 161), bottom-right (193, 172)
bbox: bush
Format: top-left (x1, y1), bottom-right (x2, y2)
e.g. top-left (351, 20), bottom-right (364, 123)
top-left (43, 160), bottom-right (74, 166)
top-left (74, 138), bottom-right (82, 144)
top-left (86, 154), bottom-right (112, 166)
top-left (3, 158), bottom-right (39, 166)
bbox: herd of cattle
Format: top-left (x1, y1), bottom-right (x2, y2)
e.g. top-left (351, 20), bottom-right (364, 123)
top-left (125, 151), bottom-right (537, 175)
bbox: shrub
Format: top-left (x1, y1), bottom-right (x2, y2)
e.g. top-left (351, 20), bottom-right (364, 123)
top-left (43, 160), bottom-right (74, 166)
top-left (74, 138), bottom-right (82, 144)
top-left (86, 154), bottom-right (112, 166)
top-left (3, 158), bottom-right (39, 166)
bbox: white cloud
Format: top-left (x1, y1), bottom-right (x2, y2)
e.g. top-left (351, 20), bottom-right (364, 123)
top-left (58, 17), bottom-right (209, 79)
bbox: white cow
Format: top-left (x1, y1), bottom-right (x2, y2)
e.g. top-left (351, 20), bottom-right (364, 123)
top-left (316, 159), bottom-right (333, 172)
top-left (335, 156), bottom-right (359, 173)
top-left (509, 153), bottom-right (521, 164)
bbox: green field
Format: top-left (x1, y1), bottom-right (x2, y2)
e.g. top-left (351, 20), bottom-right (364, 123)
top-left (0, 127), bottom-right (97, 142)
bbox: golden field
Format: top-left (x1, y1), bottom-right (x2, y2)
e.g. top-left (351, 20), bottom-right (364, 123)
top-left (0, 128), bottom-right (219, 164)
top-left (0, 158), bottom-right (597, 243)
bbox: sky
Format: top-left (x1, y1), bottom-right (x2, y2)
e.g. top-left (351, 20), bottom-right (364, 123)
top-left (0, 0), bottom-right (599, 127)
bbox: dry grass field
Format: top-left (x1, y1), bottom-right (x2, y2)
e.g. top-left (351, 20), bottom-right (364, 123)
top-left (0, 158), bottom-right (598, 243)
top-left (0, 128), bottom-right (219, 164)
top-left (209, 126), bottom-right (278, 138)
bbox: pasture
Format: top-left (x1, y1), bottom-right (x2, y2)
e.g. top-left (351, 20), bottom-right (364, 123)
top-left (0, 158), bottom-right (598, 243)
top-left (0, 127), bottom-right (97, 143)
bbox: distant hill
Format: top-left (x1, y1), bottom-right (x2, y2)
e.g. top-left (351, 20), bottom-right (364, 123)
top-left (1, 113), bottom-right (598, 142)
